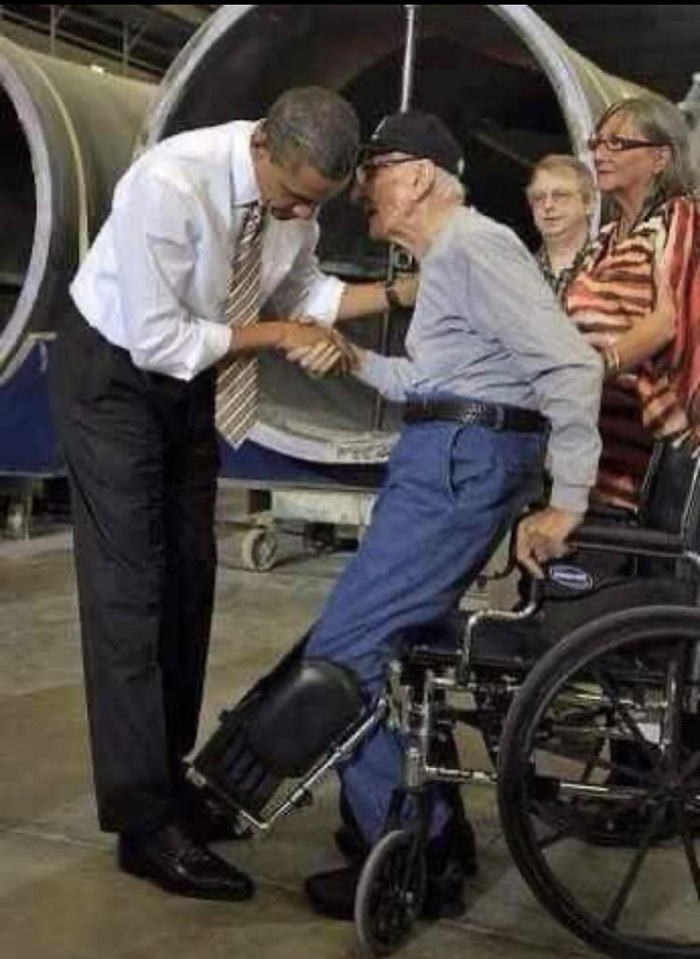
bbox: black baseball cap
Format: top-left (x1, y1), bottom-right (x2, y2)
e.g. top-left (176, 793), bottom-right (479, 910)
top-left (361, 111), bottom-right (465, 178)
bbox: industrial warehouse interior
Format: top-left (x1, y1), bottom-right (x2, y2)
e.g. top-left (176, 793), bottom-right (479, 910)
top-left (3, 6), bottom-right (700, 959)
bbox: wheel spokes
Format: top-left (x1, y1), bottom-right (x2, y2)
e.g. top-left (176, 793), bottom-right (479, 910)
top-left (659, 644), bottom-right (686, 773)
top-left (593, 666), bottom-right (662, 772)
top-left (603, 802), bottom-right (669, 930)
top-left (677, 803), bottom-right (700, 901)
top-left (499, 617), bottom-right (700, 955)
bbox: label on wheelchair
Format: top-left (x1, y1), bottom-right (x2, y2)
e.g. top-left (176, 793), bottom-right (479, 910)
top-left (547, 564), bottom-right (594, 592)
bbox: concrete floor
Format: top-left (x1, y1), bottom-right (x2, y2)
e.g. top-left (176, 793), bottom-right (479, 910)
top-left (0, 499), bottom-right (636, 959)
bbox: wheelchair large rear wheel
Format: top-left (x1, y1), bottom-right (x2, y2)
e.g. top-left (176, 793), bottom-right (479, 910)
top-left (498, 606), bottom-right (700, 959)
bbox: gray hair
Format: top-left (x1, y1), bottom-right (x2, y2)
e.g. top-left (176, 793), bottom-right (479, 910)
top-left (528, 154), bottom-right (597, 204)
top-left (596, 96), bottom-right (696, 200)
top-left (263, 87), bottom-right (360, 182)
top-left (433, 166), bottom-right (466, 204)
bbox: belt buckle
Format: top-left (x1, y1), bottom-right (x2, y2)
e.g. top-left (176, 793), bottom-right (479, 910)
top-left (462, 405), bottom-right (479, 426)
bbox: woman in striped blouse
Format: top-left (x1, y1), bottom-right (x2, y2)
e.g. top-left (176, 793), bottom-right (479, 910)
top-left (565, 97), bottom-right (700, 511)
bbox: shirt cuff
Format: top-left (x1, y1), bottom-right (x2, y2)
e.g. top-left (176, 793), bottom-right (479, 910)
top-left (191, 320), bottom-right (232, 377)
top-left (300, 275), bottom-right (345, 326)
top-left (353, 350), bottom-right (397, 398)
top-left (549, 481), bottom-right (590, 515)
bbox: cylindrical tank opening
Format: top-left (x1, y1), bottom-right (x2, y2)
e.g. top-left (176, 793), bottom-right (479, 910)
top-left (148, 5), bottom-right (579, 459)
top-left (156, 6), bottom-right (570, 246)
top-left (0, 87), bottom-right (35, 340)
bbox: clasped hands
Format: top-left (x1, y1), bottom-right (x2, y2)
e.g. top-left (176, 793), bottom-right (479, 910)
top-left (278, 318), bottom-right (360, 378)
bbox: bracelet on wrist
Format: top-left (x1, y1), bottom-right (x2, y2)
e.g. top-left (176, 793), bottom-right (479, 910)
top-left (602, 345), bottom-right (621, 376)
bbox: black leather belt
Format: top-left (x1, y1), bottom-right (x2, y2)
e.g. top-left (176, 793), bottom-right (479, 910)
top-left (403, 398), bottom-right (547, 433)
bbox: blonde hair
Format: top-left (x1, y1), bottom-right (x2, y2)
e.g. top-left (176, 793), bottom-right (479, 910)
top-left (528, 154), bottom-right (596, 204)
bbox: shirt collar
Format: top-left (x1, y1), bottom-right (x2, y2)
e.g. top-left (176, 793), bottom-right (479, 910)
top-left (537, 239), bottom-right (590, 274)
top-left (537, 240), bottom-right (591, 301)
top-left (231, 121), bottom-right (262, 208)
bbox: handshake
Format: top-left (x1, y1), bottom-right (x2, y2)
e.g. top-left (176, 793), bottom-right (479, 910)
top-left (278, 319), bottom-right (360, 378)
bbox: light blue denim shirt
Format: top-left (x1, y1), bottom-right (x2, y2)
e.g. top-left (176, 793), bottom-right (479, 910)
top-left (356, 206), bottom-right (603, 513)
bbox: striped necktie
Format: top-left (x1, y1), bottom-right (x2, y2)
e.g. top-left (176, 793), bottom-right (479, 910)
top-left (215, 202), bottom-right (265, 447)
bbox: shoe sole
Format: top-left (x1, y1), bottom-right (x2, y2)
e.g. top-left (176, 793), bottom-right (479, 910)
top-left (118, 854), bottom-right (255, 902)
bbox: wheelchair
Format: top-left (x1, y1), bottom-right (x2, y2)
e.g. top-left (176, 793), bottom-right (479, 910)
top-left (188, 437), bottom-right (700, 959)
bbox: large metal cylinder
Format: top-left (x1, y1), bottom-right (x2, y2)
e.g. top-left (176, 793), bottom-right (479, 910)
top-left (141, 5), bottom-right (651, 465)
top-left (0, 36), bottom-right (153, 379)
top-left (680, 74), bottom-right (700, 173)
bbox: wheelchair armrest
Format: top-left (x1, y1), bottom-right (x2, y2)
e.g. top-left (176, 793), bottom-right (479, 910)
top-left (569, 523), bottom-right (686, 557)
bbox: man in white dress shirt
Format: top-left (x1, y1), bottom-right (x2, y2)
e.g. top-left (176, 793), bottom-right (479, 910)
top-left (51, 87), bottom-right (415, 902)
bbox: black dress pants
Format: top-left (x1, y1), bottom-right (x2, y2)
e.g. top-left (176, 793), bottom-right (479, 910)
top-left (50, 314), bottom-right (219, 834)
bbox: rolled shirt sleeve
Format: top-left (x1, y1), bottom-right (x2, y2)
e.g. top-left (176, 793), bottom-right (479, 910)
top-left (111, 170), bottom-right (232, 380)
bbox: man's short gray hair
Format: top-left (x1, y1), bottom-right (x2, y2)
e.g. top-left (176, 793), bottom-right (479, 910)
top-left (433, 166), bottom-right (466, 204)
top-left (263, 87), bottom-right (360, 182)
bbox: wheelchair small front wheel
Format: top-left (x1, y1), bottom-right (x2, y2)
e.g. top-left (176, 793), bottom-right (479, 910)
top-left (355, 829), bottom-right (427, 956)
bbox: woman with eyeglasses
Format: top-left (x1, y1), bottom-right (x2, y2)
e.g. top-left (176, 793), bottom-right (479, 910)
top-left (559, 97), bottom-right (700, 844)
top-left (565, 96), bottom-right (700, 511)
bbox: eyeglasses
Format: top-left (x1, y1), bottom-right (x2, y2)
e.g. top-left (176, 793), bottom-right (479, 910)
top-left (355, 155), bottom-right (421, 186)
top-left (527, 189), bottom-right (582, 207)
top-left (586, 134), bottom-right (671, 153)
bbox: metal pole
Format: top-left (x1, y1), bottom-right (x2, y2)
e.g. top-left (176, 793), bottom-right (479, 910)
top-left (49, 6), bottom-right (69, 56)
top-left (122, 21), bottom-right (129, 75)
top-left (50, 6), bottom-right (57, 56)
top-left (400, 5), bottom-right (420, 112)
top-left (372, 4), bottom-right (421, 432)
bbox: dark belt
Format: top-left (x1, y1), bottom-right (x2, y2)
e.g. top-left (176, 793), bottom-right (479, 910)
top-left (403, 398), bottom-right (548, 433)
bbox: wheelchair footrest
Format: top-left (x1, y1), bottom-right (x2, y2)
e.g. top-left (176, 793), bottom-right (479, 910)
top-left (191, 656), bottom-right (366, 820)
top-left (192, 705), bottom-right (282, 818)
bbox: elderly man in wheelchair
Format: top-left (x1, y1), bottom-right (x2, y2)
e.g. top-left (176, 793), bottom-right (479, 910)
top-left (187, 113), bottom-right (700, 959)
top-left (190, 437), bottom-right (700, 959)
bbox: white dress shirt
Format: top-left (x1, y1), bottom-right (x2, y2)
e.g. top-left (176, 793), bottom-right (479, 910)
top-left (70, 121), bottom-right (345, 381)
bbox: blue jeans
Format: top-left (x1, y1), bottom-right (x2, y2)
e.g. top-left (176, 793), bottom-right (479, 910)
top-left (304, 419), bottom-right (545, 843)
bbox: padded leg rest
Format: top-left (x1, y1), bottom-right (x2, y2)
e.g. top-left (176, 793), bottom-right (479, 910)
top-left (193, 652), bottom-right (364, 818)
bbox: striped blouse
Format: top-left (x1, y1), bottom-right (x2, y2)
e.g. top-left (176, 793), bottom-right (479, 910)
top-left (565, 197), bottom-right (693, 510)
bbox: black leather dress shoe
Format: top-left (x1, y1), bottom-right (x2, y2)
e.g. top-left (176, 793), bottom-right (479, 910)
top-left (306, 857), bottom-right (469, 923)
top-left (118, 823), bottom-right (255, 901)
top-left (306, 814), bottom-right (477, 921)
top-left (305, 863), bottom-right (361, 920)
